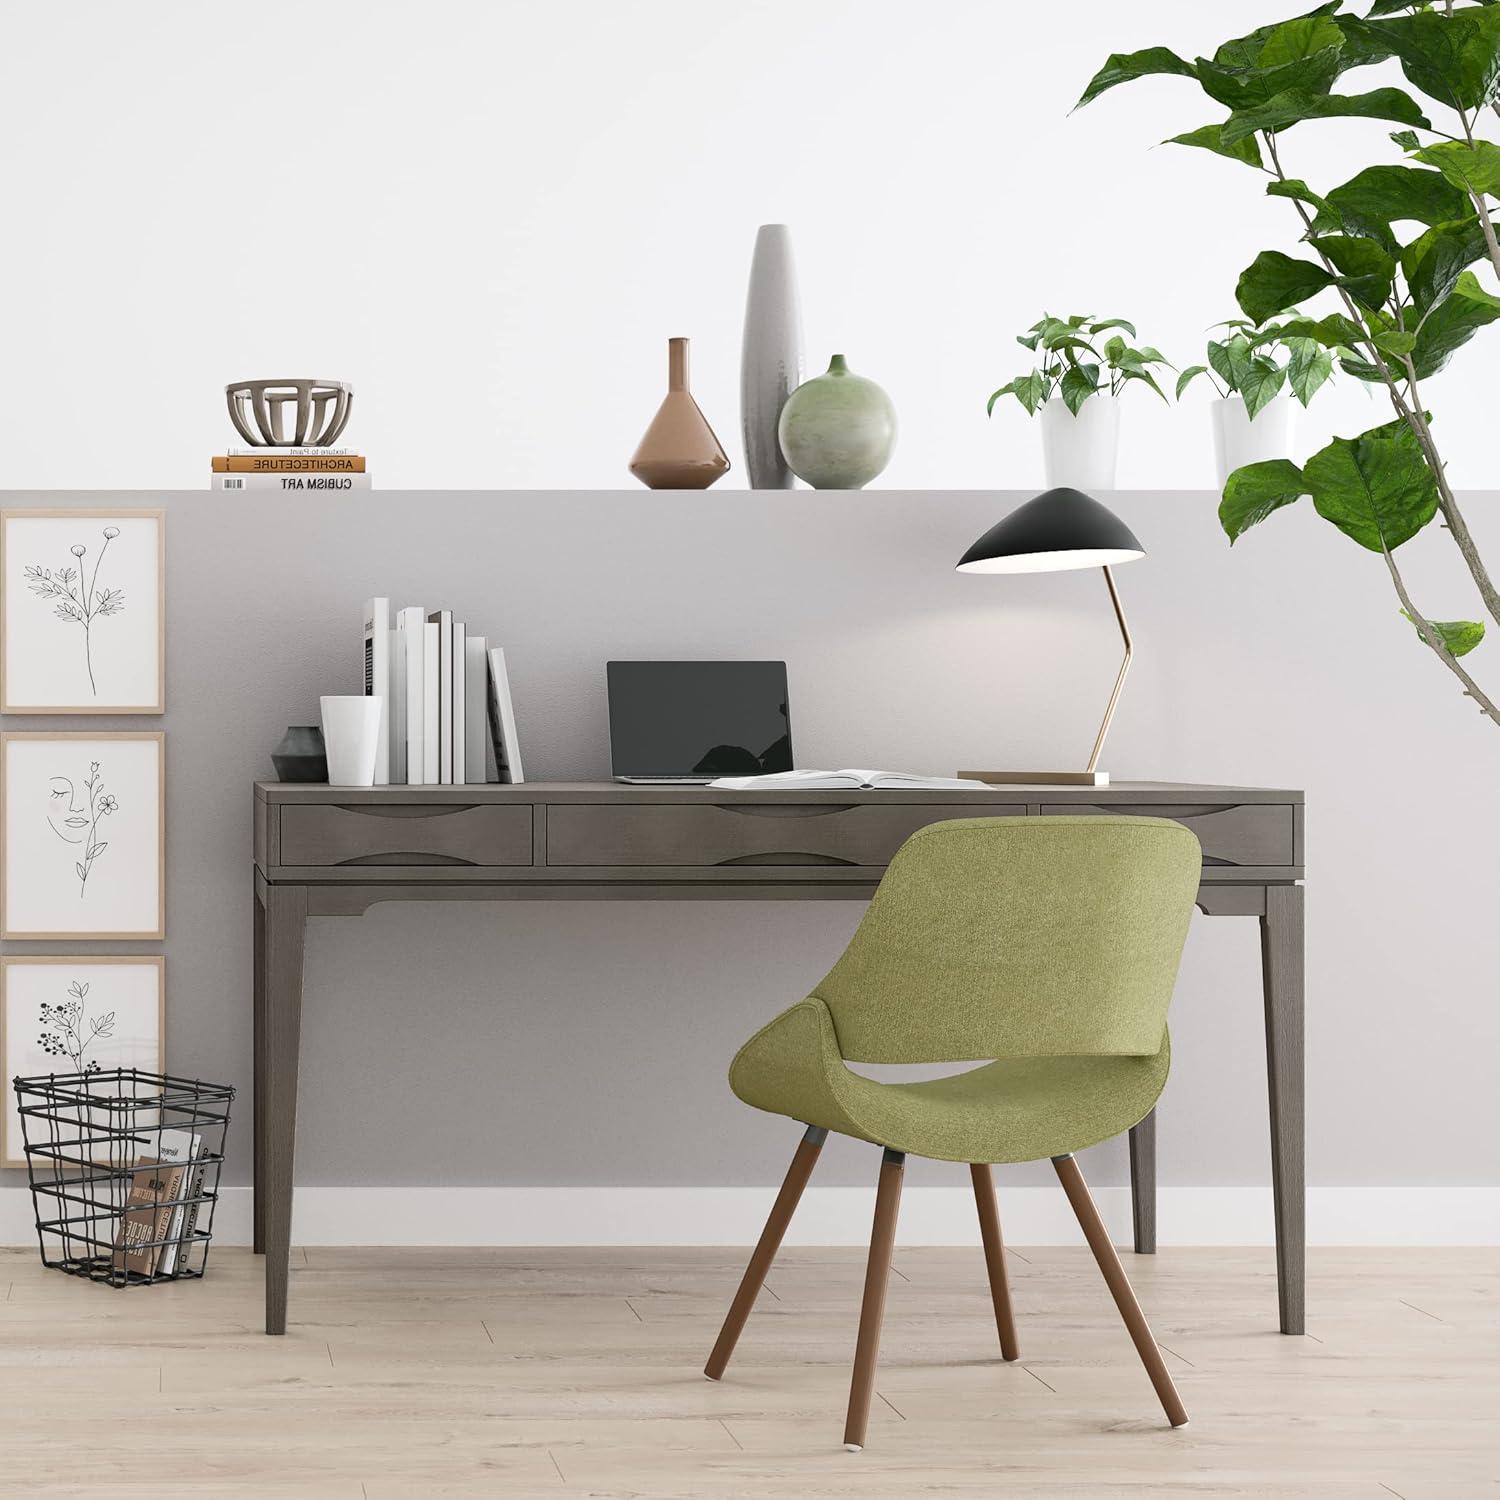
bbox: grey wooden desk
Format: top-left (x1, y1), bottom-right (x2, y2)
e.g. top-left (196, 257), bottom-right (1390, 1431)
top-left (252, 780), bottom-right (1305, 1336)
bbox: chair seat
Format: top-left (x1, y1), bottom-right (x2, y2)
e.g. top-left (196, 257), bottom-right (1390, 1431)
top-left (729, 995), bottom-right (1169, 1164)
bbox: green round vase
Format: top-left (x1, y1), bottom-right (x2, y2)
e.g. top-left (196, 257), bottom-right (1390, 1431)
top-left (776, 354), bottom-right (896, 490)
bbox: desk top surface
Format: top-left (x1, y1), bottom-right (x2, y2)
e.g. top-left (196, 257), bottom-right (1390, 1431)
top-left (256, 780), bottom-right (1303, 804)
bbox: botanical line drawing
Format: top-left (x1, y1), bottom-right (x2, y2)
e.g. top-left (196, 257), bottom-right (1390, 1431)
top-left (46, 760), bottom-right (118, 897)
top-left (37, 979), bottom-right (115, 1076)
top-left (23, 525), bottom-right (126, 696)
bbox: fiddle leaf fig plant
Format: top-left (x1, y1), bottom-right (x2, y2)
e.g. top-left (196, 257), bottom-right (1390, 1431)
top-left (987, 314), bottom-right (1173, 418)
top-left (1176, 313), bottom-right (1347, 415)
top-left (1078, 1), bottom-right (1500, 732)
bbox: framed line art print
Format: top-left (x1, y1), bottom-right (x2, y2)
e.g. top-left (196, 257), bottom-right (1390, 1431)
top-left (1, 733), bottom-right (165, 939)
top-left (1, 956), bottom-right (165, 1168)
top-left (1, 508), bottom-right (165, 713)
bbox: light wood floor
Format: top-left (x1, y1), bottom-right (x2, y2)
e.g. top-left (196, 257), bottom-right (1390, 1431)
top-left (0, 1244), bottom-right (1495, 1498)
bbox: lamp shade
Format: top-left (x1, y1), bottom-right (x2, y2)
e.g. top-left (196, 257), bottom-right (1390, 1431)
top-left (956, 487), bottom-right (1145, 574)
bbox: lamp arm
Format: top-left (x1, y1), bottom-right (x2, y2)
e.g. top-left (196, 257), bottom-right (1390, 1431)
top-left (1084, 565), bottom-right (1133, 775)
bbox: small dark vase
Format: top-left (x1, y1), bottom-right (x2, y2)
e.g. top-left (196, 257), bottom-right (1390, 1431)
top-left (272, 725), bottom-right (328, 782)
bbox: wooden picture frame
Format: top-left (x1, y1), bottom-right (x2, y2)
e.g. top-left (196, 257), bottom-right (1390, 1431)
top-left (1, 508), bottom-right (165, 714)
top-left (1, 732), bottom-right (165, 939)
top-left (1, 955), bottom-right (166, 1168)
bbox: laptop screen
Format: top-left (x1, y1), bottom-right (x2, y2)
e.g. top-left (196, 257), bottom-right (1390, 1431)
top-left (607, 661), bottom-right (793, 778)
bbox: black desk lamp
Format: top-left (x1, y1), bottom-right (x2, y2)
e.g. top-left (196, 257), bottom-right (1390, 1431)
top-left (955, 487), bottom-right (1144, 787)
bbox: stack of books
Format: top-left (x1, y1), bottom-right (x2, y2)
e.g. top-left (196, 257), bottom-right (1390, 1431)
top-left (210, 449), bottom-right (372, 492)
top-left (363, 598), bottom-right (523, 786)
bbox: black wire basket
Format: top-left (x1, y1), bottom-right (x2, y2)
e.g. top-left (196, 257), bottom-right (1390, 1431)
top-left (13, 1068), bottom-right (234, 1287)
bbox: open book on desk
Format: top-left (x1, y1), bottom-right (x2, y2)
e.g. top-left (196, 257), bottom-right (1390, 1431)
top-left (708, 769), bottom-right (994, 791)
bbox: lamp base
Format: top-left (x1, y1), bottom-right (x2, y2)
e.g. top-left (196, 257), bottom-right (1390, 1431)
top-left (959, 770), bottom-right (1111, 787)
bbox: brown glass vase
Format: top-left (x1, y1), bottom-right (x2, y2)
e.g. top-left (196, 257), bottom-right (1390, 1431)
top-left (629, 337), bottom-right (730, 489)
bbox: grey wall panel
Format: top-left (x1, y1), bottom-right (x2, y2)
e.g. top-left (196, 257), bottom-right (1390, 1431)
top-left (3, 489), bottom-right (1496, 1192)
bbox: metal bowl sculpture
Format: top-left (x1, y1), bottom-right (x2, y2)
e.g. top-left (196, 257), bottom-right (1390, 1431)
top-left (226, 378), bottom-right (353, 447)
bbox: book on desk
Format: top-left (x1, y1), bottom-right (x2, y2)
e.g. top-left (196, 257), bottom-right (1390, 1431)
top-left (366, 598), bottom-right (522, 787)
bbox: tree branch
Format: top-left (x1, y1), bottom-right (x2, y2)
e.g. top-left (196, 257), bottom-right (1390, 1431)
top-left (1455, 106), bottom-right (1500, 280)
top-left (1381, 539), bottom-right (1500, 728)
top-left (1262, 131), bottom-right (1500, 630)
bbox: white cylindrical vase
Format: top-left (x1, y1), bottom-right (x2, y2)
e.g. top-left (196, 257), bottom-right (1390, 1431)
top-left (1041, 396), bottom-right (1120, 491)
top-left (1212, 394), bottom-right (1295, 488)
top-left (740, 224), bottom-right (804, 489)
top-left (320, 695), bottom-right (382, 786)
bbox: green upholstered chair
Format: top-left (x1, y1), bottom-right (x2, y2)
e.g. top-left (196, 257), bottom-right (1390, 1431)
top-left (703, 814), bottom-right (1202, 1449)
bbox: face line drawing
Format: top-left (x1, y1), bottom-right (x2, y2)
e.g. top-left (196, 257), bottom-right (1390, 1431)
top-left (47, 776), bottom-right (88, 844)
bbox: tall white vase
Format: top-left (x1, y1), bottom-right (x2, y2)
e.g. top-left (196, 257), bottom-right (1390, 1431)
top-left (1041, 396), bottom-right (1120, 491)
top-left (1212, 394), bottom-right (1295, 488)
top-left (740, 224), bottom-right (804, 489)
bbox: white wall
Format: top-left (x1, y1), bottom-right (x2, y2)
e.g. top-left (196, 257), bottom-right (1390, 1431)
top-left (1, 0), bottom-right (1490, 492)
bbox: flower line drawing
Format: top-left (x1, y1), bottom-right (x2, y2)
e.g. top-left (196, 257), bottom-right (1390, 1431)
top-left (37, 980), bottom-right (115, 1076)
top-left (46, 759), bottom-right (119, 897)
top-left (23, 525), bottom-right (125, 696)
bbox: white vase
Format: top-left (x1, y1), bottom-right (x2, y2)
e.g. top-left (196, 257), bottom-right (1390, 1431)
top-left (740, 224), bottom-right (804, 489)
top-left (1040, 396), bottom-right (1120, 491)
top-left (1212, 394), bottom-right (1295, 488)
top-left (320, 695), bottom-right (382, 786)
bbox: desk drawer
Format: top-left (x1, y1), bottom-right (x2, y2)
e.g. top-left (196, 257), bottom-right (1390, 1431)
top-left (279, 803), bottom-right (533, 867)
top-left (546, 803), bottom-right (1024, 868)
top-left (1040, 802), bottom-right (1295, 867)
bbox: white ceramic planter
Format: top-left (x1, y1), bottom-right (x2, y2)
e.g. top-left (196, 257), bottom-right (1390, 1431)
top-left (1041, 396), bottom-right (1120, 491)
top-left (320, 695), bottom-right (382, 786)
top-left (1212, 393), bottom-right (1295, 488)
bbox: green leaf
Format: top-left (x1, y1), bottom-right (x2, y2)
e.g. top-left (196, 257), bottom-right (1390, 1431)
top-left (1236, 251), bottom-right (1337, 324)
top-left (1220, 459), bottom-right (1309, 542)
top-left (1195, 49), bottom-right (1346, 113)
top-left (1119, 366), bottom-right (1170, 401)
top-left (1207, 339), bottom-right (1239, 390)
top-left (1288, 337), bottom-right (1335, 404)
top-left (1175, 364), bottom-right (1210, 398)
top-left (1240, 357), bottom-right (1288, 418)
top-left (1372, 327), bottom-right (1416, 355)
top-left (1402, 611), bottom-right (1486, 657)
top-left (1102, 334), bottom-right (1127, 362)
top-left (1390, 127), bottom-right (1422, 152)
top-left (1213, 5), bottom-right (1341, 71)
top-left (1412, 140), bottom-right (1500, 197)
top-left (1303, 424), bottom-right (1438, 551)
top-left (1076, 46), bottom-right (1196, 107)
top-left (1220, 86), bottom-right (1430, 144)
top-left (1410, 268), bottom-right (1500, 378)
top-left (1348, 8), bottom-right (1500, 112)
top-left (1283, 311), bottom-right (1370, 349)
top-left (1259, 15), bottom-right (1348, 67)
top-left (1167, 122), bottom-right (1264, 167)
top-left (1267, 177), bottom-right (1338, 225)
top-left (1313, 233), bottom-right (1397, 311)
top-left (1403, 217), bottom-right (1488, 315)
top-left (1060, 362), bottom-right (1101, 415)
top-left (1325, 165), bottom-right (1468, 236)
top-left (1087, 317), bottom-right (1137, 338)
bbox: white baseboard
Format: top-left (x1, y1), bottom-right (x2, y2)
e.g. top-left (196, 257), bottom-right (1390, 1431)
top-left (3, 1185), bottom-right (1496, 1248)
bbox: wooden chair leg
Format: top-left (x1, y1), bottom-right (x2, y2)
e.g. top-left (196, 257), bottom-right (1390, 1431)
top-left (970, 1163), bottom-right (1019, 1361)
top-left (843, 1147), bottom-right (905, 1452)
top-left (1052, 1154), bottom-right (1189, 1428)
top-left (704, 1125), bottom-right (826, 1380)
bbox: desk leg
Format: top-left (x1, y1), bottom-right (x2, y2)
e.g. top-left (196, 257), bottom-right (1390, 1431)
top-left (1260, 884), bottom-right (1305, 1335)
top-left (1128, 1110), bottom-right (1156, 1254)
top-left (253, 884), bottom-right (267, 1255)
top-left (262, 884), bottom-right (308, 1335)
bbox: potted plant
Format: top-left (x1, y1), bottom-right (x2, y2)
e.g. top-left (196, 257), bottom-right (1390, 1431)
top-left (1176, 315), bottom-right (1348, 486)
top-left (988, 314), bottom-right (1172, 489)
top-left (1078, 3), bottom-right (1500, 733)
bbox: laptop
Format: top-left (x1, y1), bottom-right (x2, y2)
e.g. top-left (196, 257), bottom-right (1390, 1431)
top-left (607, 661), bottom-right (794, 784)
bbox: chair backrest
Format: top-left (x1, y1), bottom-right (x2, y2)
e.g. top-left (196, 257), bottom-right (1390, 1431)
top-left (812, 815), bottom-right (1201, 1064)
